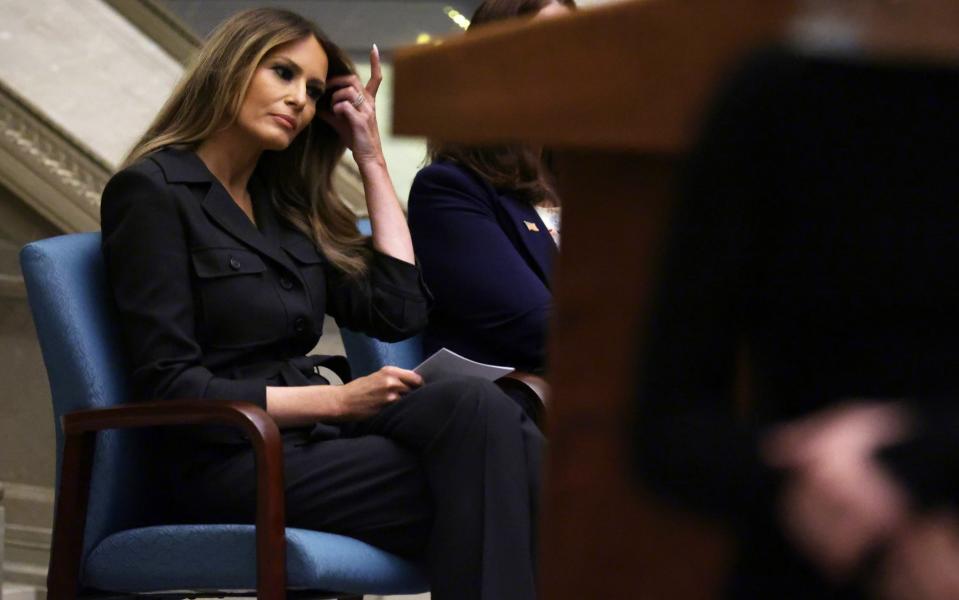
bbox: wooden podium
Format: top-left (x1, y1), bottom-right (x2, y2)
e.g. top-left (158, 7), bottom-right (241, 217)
top-left (392, 0), bottom-right (959, 597)
top-left (392, 1), bottom-right (793, 597)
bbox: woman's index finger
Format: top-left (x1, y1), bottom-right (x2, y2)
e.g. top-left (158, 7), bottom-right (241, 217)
top-left (366, 43), bottom-right (383, 97)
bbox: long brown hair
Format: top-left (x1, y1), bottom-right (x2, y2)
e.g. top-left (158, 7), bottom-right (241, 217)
top-left (428, 0), bottom-right (576, 205)
top-left (123, 8), bottom-right (370, 277)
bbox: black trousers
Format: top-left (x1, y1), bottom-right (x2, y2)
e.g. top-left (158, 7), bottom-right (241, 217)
top-left (170, 376), bottom-right (544, 600)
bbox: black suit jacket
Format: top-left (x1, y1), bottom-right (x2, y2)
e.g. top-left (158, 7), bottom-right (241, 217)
top-left (101, 147), bottom-right (429, 441)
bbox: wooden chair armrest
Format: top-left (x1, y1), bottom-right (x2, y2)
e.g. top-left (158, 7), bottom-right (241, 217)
top-left (496, 371), bottom-right (550, 425)
top-left (498, 371), bottom-right (550, 406)
top-left (61, 399), bottom-right (280, 441)
top-left (50, 400), bottom-right (286, 600)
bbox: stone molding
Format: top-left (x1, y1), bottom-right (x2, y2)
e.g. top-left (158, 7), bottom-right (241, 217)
top-left (0, 79), bottom-right (109, 234)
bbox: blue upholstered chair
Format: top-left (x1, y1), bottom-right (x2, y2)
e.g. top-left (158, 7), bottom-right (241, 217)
top-left (340, 330), bottom-right (423, 378)
top-left (20, 232), bottom-right (429, 599)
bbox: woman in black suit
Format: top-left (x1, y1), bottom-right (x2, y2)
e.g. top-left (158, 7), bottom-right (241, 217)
top-left (100, 8), bottom-right (542, 600)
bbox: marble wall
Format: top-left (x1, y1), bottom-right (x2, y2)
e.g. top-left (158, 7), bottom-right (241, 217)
top-left (0, 0), bottom-right (182, 167)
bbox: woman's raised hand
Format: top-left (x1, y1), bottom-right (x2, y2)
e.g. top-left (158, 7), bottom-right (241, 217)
top-left (321, 44), bottom-right (385, 166)
top-left (333, 365), bottom-right (423, 420)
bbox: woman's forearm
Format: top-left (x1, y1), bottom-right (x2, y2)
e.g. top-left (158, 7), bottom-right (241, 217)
top-left (265, 384), bottom-right (344, 427)
top-left (359, 157), bottom-right (415, 264)
top-left (267, 366), bottom-right (422, 426)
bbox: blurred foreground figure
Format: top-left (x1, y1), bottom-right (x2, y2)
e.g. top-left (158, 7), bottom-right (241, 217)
top-left (635, 44), bottom-right (959, 599)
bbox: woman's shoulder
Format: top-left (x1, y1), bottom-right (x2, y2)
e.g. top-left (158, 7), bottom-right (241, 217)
top-left (105, 146), bottom-right (207, 191)
top-left (417, 160), bottom-right (494, 188)
top-left (112, 154), bottom-right (164, 181)
top-left (100, 151), bottom-right (180, 220)
top-left (410, 161), bottom-right (495, 205)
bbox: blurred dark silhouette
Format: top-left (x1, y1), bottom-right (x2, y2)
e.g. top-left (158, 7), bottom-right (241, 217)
top-left (635, 44), bottom-right (959, 599)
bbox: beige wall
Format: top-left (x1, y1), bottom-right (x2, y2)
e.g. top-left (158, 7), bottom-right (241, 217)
top-left (0, 183), bottom-right (58, 490)
top-left (0, 182), bottom-right (59, 589)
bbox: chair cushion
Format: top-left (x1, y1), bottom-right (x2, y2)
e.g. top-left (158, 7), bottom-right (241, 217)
top-left (83, 524), bottom-right (429, 595)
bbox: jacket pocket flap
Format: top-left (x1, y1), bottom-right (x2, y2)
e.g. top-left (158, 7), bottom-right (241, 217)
top-left (192, 247), bottom-right (266, 278)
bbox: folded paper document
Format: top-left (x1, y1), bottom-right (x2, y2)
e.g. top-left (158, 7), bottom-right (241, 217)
top-left (413, 348), bottom-right (514, 382)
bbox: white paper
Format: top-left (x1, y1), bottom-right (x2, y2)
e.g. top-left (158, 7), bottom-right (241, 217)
top-left (413, 348), bottom-right (514, 383)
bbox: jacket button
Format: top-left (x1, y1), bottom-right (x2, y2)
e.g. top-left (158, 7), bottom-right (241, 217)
top-left (293, 317), bottom-right (307, 333)
top-left (279, 276), bottom-right (293, 290)
top-left (229, 256), bottom-right (241, 270)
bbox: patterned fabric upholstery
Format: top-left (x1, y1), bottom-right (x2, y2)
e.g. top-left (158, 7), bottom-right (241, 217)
top-left (20, 232), bottom-right (429, 595)
top-left (20, 233), bottom-right (154, 561)
top-left (84, 525), bottom-right (427, 594)
top-left (341, 328), bottom-right (424, 376)
top-left (342, 218), bottom-right (425, 376)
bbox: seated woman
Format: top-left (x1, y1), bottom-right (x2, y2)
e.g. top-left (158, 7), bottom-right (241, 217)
top-left (100, 8), bottom-right (542, 600)
top-left (408, 0), bottom-right (575, 375)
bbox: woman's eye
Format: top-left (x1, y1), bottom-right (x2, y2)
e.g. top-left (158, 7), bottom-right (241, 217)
top-left (307, 87), bottom-right (324, 102)
top-left (273, 65), bottom-right (293, 80)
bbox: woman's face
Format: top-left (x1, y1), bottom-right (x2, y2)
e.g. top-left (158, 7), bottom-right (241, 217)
top-left (236, 35), bottom-right (330, 151)
top-left (532, 1), bottom-right (572, 21)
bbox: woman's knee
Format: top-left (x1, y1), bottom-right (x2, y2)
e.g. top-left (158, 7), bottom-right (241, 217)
top-left (419, 376), bottom-right (516, 414)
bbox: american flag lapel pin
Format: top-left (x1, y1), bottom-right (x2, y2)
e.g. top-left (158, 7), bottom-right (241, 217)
top-left (524, 220), bottom-right (540, 232)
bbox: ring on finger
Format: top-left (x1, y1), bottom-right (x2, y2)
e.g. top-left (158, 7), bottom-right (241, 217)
top-left (351, 93), bottom-right (366, 109)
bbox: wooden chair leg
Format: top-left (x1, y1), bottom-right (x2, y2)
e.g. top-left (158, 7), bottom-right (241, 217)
top-left (47, 431), bottom-right (96, 600)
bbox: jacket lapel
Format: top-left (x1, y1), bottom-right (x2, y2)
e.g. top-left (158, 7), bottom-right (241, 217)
top-left (498, 195), bottom-right (556, 287)
top-left (151, 147), bottom-right (298, 274)
top-left (200, 184), bottom-right (298, 273)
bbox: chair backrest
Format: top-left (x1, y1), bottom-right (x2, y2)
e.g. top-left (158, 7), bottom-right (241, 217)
top-left (20, 232), bottom-right (159, 561)
top-left (341, 218), bottom-right (425, 376)
top-left (340, 328), bottom-right (424, 377)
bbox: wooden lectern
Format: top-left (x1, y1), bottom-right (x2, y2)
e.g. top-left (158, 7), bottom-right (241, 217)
top-left (392, 0), bottom-right (959, 597)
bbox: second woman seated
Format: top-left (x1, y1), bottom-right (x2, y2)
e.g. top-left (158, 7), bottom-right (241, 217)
top-left (407, 0), bottom-right (573, 376)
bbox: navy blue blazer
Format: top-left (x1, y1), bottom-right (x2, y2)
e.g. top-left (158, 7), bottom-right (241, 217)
top-left (408, 161), bottom-right (557, 371)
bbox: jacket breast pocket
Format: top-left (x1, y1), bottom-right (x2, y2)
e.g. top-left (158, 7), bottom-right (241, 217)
top-left (282, 238), bottom-right (328, 318)
top-left (191, 247), bottom-right (285, 349)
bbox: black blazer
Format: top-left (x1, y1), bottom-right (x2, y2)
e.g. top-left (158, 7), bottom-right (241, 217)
top-left (408, 161), bottom-right (556, 371)
top-left (101, 147), bottom-right (429, 438)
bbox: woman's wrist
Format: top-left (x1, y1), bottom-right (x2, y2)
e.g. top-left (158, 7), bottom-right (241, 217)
top-left (324, 383), bottom-right (347, 420)
top-left (355, 152), bottom-right (387, 172)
